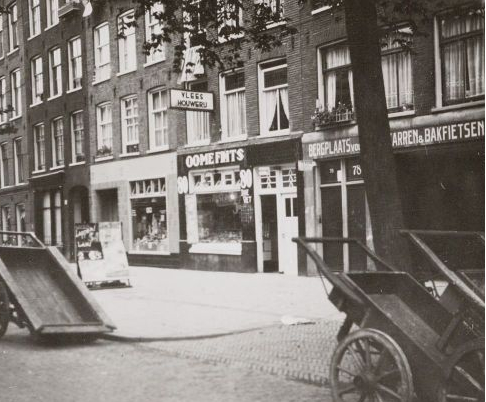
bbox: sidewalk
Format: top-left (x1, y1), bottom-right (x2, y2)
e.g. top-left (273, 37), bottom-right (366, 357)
top-left (91, 267), bottom-right (345, 340)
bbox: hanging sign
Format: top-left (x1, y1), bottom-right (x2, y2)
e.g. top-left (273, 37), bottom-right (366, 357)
top-left (169, 89), bottom-right (214, 111)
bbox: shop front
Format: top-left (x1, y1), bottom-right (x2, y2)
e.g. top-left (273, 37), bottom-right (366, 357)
top-left (90, 152), bottom-right (179, 267)
top-left (302, 114), bottom-right (484, 274)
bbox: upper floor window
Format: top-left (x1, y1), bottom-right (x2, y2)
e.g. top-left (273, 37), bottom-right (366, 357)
top-left (118, 10), bottom-right (137, 73)
top-left (71, 111), bottom-right (84, 163)
top-left (258, 59), bottom-right (289, 135)
top-left (186, 81), bottom-right (210, 145)
top-left (145, 3), bottom-right (165, 64)
top-left (0, 16), bottom-right (4, 58)
top-left (381, 29), bottom-right (414, 111)
top-left (68, 37), bottom-right (82, 91)
top-left (0, 142), bottom-right (8, 187)
top-left (0, 77), bottom-right (6, 124)
top-left (47, 0), bottom-right (59, 28)
top-left (220, 70), bottom-right (246, 139)
top-left (8, 3), bottom-right (18, 52)
top-left (51, 118), bottom-right (64, 167)
top-left (96, 103), bottom-right (112, 156)
top-left (148, 88), bottom-right (168, 150)
top-left (31, 56), bottom-right (43, 104)
top-left (10, 69), bottom-right (21, 118)
top-left (94, 23), bottom-right (110, 82)
top-left (121, 95), bottom-right (139, 154)
top-left (29, 0), bottom-right (41, 37)
top-left (259, 0), bottom-right (284, 24)
top-left (218, 0), bottom-right (243, 39)
top-left (33, 123), bottom-right (45, 171)
top-left (14, 138), bottom-right (23, 184)
top-left (439, 8), bottom-right (484, 105)
top-left (49, 47), bottom-right (62, 98)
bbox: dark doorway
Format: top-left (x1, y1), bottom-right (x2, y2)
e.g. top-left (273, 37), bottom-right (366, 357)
top-left (261, 195), bottom-right (278, 272)
top-left (98, 189), bottom-right (119, 222)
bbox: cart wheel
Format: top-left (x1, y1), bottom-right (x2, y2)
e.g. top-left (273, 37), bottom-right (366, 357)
top-left (330, 328), bottom-right (414, 402)
top-left (437, 339), bottom-right (484, 402)
top-left (0, 280), bottom-right (10, 338)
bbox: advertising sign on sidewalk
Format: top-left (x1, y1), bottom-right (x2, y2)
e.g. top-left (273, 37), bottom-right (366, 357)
top-left (75, 222), bottom-right (130, 287)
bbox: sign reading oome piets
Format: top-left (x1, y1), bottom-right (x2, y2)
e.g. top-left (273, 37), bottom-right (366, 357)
top-left (169, 89), bottom-right (214, 111)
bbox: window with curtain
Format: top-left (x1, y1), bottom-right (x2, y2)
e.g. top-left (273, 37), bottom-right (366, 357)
top-left (51, 118), bottom-right (64, 167)
top-left (29, 0), bottom-right (41, 37)
top-left (440, 8), bottom-right (484, 104)
top-left (96, 103), bottom-right (113, 155)
top-left (94, 23), bottom-right (111, 82)
top-left (71, 111), bottom-right (84, 163)
top-left (221, 70), bottom-right (246, 139)
top-left (10, 69), bottom-right (21, 118)
top-left (186, 81), bottom-right (210, 144)
top-left (49, 47), bottom-right (62, 98)
top-left (34, 124), bottom-right (45, 171)
top-left (148, 88), bottom-right (168, 150)
top-left (121, 96), bottom-right (139, 153)
top-left (31, 56), bottom-right (43, 104)
top-left (322, 45), bottom-right (354, 113)
top-left (381, 29), bottom-right (414, 111)
top-left (259, 60), bottom-right (289, 135)
top-left (118, 10), bottom-right (137, 73)
top-left (47, 0), bottom-right (59, 27)
top-left (68, 37), bottom-right (82, 90)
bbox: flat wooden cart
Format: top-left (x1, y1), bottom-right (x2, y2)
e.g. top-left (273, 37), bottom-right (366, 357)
top-left (293, 234), bottom-right (484, 402)
top-left (0, 231), bottom-right (115, 341)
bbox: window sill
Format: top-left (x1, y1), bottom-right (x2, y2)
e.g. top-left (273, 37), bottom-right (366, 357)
top-left (388, 110), bottom-right (415, 119)
top-left (0, 56), bottom-right (4, 62)
top-left (27, 33), bottom-right (41, 41)
top-left (13, 182), bottom-right (28, 187)
top-left (143, 59), bottom-right (165, 68)
top-left (32, 169), bottom-right (46, 175)
top-left (120, 152), bottom-right (140, 158)
top-left (186, 139), bottom-right (210, 147)
top-left (146, 146), bottom-right (170, 154)
top-left (7, 48), bottom-right (19, 57)
top-left (30, 101), bottom-right (43, 108)
top-left (69, 161), bottom-right (86, 167)
top-left (9, 115), bottom-right (22, 122)
top-left (0, 185), bottom-right (13, 190)
top-left (189, 242), bottom-right (242, 256)
top-left (218, 135), bottom-right (247, 144)
top-left (116, 69), bottom-right (137, 78)
top-left (94, 155), bottom-right (114, 162)
top-left (50, 165), bottom-right (65, 171)
top-left (47, 94), bottom-right (63, 102)
top-left (92, 77), bottom-right (111, 86)
top-left (259, 130), bottom-right (290, 138)
top-left (66, 87), bottom-right (82, 94)
top-left (431, 100), bottom-right (485, 114)
top-left (44, 23), bottom-right (59, 32)
top-left (311, 5), bottom-right (331, 15)
top-left (128, 250), bottom-right (171, 256)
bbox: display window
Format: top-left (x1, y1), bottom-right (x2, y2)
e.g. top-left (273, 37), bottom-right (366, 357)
top-left (130, 178), bottom-right (168, 253)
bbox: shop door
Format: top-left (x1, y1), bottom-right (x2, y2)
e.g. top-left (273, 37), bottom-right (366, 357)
top-left (98, 189), bottom-right (119, 222)
top-left (278, 193), bottom-right (298, 275)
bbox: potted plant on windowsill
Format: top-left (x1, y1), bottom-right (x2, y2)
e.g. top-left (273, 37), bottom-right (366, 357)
top-left (96, 145), bottom-right (112, 158)
top-left (311, 102), bottom-right (355, 129)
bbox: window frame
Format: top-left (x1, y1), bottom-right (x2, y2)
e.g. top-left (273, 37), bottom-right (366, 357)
top-left (118, 9), bottom-right (137, 74)
top-left (49, 47), bottom-right (62, 99)
top-left (46, 0), bottom-right (59, 28)
top-left (96, 102), bottom-right (113, 156)
top-left (185, 80), bottom-right (210, 146)
top-left (144, 2), bottom-right (165, 65)
top-left (0, 142), bottom-right (8, 188)
top-left (33, 123), bottom-right (45, 172)
top-left (7, 2), bottom-right (18, 53)
top-left (120, 95), bottom-right (140, 154)
top-left (51, 117), bottom-right (64, 168)
top-left (93, 22), bottom-right (111, 83)
top-left (67, 36), bottom-right (82, 91)
top-left (0, 77), bottom-right (7, 124)
top-left (31, 55), bottom-right (43, 105)
top-left (13, 137), bottom-right (23, 184)
top-left (70, 110), bottom-right (84, 164)
top-left (147, 87), bottom-right (169, 151)
top-left (10, 69), bottom-right (21, 119)
top-left (28, 0), bottom-right (41, 38)
top-left (220, 69), bottom-right (247, 141)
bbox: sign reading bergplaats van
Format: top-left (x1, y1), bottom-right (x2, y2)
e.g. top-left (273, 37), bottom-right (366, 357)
top-left (169, 88), bottom-right (214, 111)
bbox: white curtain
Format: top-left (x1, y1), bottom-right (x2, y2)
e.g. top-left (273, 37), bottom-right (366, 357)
top-left (326, 71), bottom-right (336, 109)
top-left (264, 89), bottom-right (278, 131)
top-left (444, 41), bottom-right (465, 101)
top-left (382, 54), bottom-right (398, 108)
top-left (348, 70), bottom-right (354, 108)
top-left (279, 87), bottom-right (289, 123)
top-left (466, 36), bottom-right (484, 96)
top-left (187, 111), bottom-right (209, 143)
top-left (398, 52), bottom-right (413, 105)
top-left (226, 91), bottom-right (246, 137)
top-left (325, 45), bottom-right (350, 109)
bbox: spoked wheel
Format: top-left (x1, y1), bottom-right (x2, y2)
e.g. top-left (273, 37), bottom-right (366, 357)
top-left (0, 279), bottom-right (10, 338)
top-left (330, 328), bottom-right (414, 402)
top-left (438, 339), bottom-right (484, 402)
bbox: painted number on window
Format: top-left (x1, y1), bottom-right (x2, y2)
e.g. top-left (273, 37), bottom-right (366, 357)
top-left (177, 176), bottom-right (189, 194)
top-left (352, 165), bottom-right (361, 176)
top-left (240, 169), bottom-right (253, 189)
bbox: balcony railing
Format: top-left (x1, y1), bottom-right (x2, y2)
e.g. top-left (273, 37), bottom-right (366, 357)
top-left (311, 104), bottom-right (355, 128)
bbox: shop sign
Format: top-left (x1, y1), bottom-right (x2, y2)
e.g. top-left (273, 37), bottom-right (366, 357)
top-left (169, 88), bottom-right (214, 111)
top-left (305, 119), bottom-right (484, 159)
top-left (185, 148), bottom-right (245, 168)
top-left (241, 188), bottom-right (252, 204)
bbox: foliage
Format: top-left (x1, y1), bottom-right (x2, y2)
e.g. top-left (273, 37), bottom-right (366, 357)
top-left (311, 102), bottom-right (354, 127)
top-left (96, 145), bottom-right (112, 157)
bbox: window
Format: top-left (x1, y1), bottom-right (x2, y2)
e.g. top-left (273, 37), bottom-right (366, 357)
top-left (218, 0), bottom-right (243, 39)
top-left (259, 0), bottom-right (284, 24)
top-left (41, 190), bottom-right (62, 245)
top-left (94, 23), bottom-right (111, 82)
top-left (51, 118), bottom-right (64, 167)
top-left (8, 3), bottom-right (18, 52)
top-left (0, 143), bottom-right (8, 187)
top-left (2, 205), bottom-right (11, 233)
top-left (439, 8), bottom-right (484, 105)
top-left (259, 59), bottom-right (289, 135)
top-left (130, 178), bottom-right (168, 253)
top-left (0, 77), bottom-right (6, 124)
top-left (121, 96), bottom-right (139, 154)
top-left (31, 56), bottom-right (43, 104)
top-left (29, 0), bottom-right (41, 37)
top-left (145, 2), bottom-right (165, 64)
top-left (381, 30), bottom-right (414, 111)
top-left (15, 203), bottom-right (25, 232)
top-left (186, 81), bottom-right (210, 145)
top-left (96, 103), bottom-right (112, 156)
top-left (10, 69), bottom-right (21, 118)
top-left (148, 88), bottom-right (168, 150)
top-left (0, 15), bottom-right (4, 58)
top-left (68, 37), bottom-right (82, 90)
top-left (33, 123), bottom-right (45, 171)
top-left (49, 47), bottom-right (62, 97)
top-left (183, 0), bottom-right (205, 48)
top-left (13, 138), bottom-right (23, 184)
top-left (71, 111), bottom-right (84, 163)
top-left (220, 70), bottom-right (246, 139)
top-left (118, 10), bottom-right (136, 73)
top-left (46, 0), bottom-right (59, 28)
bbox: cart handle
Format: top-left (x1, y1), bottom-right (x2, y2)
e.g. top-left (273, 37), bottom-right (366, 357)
top-left (292, 237), bottom-right (364, 307)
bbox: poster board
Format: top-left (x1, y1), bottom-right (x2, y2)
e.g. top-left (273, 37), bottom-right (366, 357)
top-left (75, 222), bottom-right (130, 287)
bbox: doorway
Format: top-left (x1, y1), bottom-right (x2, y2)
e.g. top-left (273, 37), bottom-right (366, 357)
top-left (97, 189), bottom-right (119, 222)
top-left (261, 195), bottom-right (278, 272)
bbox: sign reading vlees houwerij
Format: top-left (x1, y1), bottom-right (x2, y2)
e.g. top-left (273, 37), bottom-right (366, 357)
top-left (169, 88), bottom-right (214, 111)
top-left (306, 119), bottom-right (484, 159)
top-left (185, 148), bottom-right (245, 168)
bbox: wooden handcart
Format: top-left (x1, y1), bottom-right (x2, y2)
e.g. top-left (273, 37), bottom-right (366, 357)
top-left (0, 231), bottom-right (115, 341)
top-left (293, 232), bottom-right (484, 402)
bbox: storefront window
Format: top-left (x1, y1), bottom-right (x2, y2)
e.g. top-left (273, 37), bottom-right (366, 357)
top-left (130, 178), bottom-right (168, 253)
top-left (197, 192), bottom-right (242, 243)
